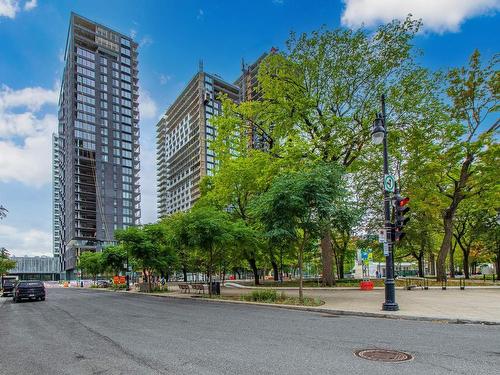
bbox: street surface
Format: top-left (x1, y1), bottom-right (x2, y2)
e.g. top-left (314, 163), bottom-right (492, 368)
top-left (1, 288), bottom-right (499, 375)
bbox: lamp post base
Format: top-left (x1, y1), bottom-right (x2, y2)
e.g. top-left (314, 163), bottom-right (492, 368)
top-left (382, 302), bottom-right (399, 311)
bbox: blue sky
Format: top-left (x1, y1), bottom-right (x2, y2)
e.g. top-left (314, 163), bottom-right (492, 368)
top-left (0, 0), bottom-right (498, 256)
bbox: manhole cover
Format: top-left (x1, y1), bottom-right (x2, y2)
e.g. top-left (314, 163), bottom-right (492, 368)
top-left (354, 349), bottom-right (413, 363)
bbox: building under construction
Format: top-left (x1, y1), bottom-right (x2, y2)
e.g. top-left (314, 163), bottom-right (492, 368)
top-left (157, 68), bottom-right (240, 217)
top-left (157, 50), bottom-right (278, 218)
top-left (55, 13), bottom-right (141, 278)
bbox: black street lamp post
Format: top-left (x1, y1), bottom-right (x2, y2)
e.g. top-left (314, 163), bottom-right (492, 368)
top-left (371, 94), bottom-right (399, 311)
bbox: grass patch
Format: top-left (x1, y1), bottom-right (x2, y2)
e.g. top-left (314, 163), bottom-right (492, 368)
top-left (150, 286), bottom-right (172, 293)
top-left (110, 284), bottom-right (127, 290)
top-left (230, 289), bottom-right (324, 306)
top-left (244, 289), bottom-right (279, 302)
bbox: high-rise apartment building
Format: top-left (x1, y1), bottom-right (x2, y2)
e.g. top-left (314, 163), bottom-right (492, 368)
top-left (156, 69), bottom-right (239, 217)
top-left (234, 51), bottom-right (277, 149)
top-left (52, 134), bottom-right (61, 261)
top-left (55, 13), bottom-right (141, 278)
top-left (234, 53), bottom-right (267, 103)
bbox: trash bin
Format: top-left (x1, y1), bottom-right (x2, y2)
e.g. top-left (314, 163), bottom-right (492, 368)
top-left (210, 281), bottom-right (221, 295)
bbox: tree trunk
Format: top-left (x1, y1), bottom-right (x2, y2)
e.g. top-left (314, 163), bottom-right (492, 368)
top-left (429, 252), bottom-right (435, 276)
top-left (147, 271), bottom-right (152, 293)
top-left (437, 153), bottom-right (473, 281)
top-left (437, 210), bottom-right (453, 281)
top-left (298, 233), bottom-right (307, 303)
top-left (320, 230), bottom-right (335, 286)
top-left (182, 265), bottom-right (187, 282)
top-left (248, 258), bottom-right (260, 285)
top-left (463, 249), bottom-right (470, 279)
top-left (338, 252), bottom-right (345, 279)
top-left (208, 247), bottom-right (213, 297)
top-left (271, 260), bottom-right (279, 281)
top-left (449, 240), bottom-right (456, 278)
top-left (417, 254), bottom-right (424, 278)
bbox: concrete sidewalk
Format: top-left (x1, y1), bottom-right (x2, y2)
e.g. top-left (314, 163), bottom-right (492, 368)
top-left (218, 286), bottom-right (500, 324)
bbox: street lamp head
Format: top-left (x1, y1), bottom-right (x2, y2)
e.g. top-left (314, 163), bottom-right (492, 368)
top-left (371, 114), bottom-right (385, 145)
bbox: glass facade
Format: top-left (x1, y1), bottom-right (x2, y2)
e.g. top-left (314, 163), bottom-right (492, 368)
top-left (54, 13), bottom-right (141, 278)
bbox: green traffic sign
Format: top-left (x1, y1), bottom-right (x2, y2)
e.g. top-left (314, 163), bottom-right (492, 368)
top-left (384, 174), bottom-right (395, 192)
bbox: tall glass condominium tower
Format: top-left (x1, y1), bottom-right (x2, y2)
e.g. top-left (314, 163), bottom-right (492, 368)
top-left (55, 13), bottom-right (141, 278)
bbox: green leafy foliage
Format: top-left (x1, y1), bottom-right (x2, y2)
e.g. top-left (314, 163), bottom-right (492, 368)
top-left (79, 251), bottom-right (104, 282)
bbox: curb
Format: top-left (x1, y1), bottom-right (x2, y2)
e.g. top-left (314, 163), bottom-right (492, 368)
top-left (82, 287), bottom-right (500, 326)
top-left (224, 283), bottom-right (500, 291)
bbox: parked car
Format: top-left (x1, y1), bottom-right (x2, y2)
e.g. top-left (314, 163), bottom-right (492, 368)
top-left (1, 278), bottom-right (16, 297)
top-left (13, 281), bottom-right (45, 302)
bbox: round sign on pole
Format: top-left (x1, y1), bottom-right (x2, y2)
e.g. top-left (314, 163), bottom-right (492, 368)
top-left (384, 174), bottom-right (395, 193)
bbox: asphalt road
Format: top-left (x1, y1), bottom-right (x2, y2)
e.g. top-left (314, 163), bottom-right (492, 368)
top-left (0, 288), bottom-right (499, 375)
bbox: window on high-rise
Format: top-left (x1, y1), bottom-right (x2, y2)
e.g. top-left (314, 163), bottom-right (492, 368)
top-left (121, 38), bottom-right (130, 47)
top-left (77, 47), bottom-right (95, 61)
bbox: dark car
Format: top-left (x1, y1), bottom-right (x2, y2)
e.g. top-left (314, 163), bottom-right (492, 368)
top-left (1, 279), bottom-right (16, 297)
top-left (13, 281), bottom-right (45, 302)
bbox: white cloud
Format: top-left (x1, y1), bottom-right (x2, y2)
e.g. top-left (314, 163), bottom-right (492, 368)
top-left (0, 84), bottom-right (58, 112)
top-left (0, 224), bottom-right (52, 257)
top-left (23, 0), bottom-right (36, 11)
top-left (130, 28), bottom-right (137, 39)
top-left (0, 84), bottom-right (58, 186)
top-left (138, 89), bottom-right (157, 120)
top-left (159, 74), bottom-right (171, 85)
top-left (140, 36), bottom-right (153, 47)
top-left (0, 0), bottom-right (19, 18)
top-left (197, 8), bottom-right (204, 20)
top-left (0, 121), bottom-right (56, 186)
top-left (0, 0), bottom-right (37, 18)
top-left (341, 0), bottom-right (500, 33)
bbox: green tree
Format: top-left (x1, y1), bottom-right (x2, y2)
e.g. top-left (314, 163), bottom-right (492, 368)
top-left (329, 204), bottom-right (362, 279)
top-left (432, 50), bottom-right (499, 280)
top-left (0, 248), bottom-right (16, 276)
top-left (251, 164), bottom-right (345, 301)
top-left (213, 18), bottom-right (447, 285)
top-left (102, 245), bottom-right (127, 275)
top-left (185, 206), bottom-right (234, 296)
top-left (161, 212), bottom-right (190, 282)
top-left (200, 151), bottom-right (279, 284)
top-left (482, 214), bottom-right (500, 279)
top-left (1, 247), bottom-right (10, 258)
top-left (116, 226), bottom-right (152, 291)
top-left (79, 251), bottom-right (104, 283)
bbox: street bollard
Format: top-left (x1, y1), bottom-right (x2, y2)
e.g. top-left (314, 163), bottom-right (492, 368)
top-left (460, 278), bottom-right (465, 290)
top-left (441, 277), bottom-right (447, 290)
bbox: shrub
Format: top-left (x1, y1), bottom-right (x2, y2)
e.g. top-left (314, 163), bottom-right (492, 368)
top-left (246, 289), bottom-right (278, 302)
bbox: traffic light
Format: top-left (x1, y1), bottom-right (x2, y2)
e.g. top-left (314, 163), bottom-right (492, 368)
top-left (393, 195), bottom-right (410, 242)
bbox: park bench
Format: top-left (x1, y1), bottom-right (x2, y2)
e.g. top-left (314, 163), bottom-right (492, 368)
top-left (178, 283), bottom-right (190, 293)
top-left (191, 283), bottom-right (205, 294)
